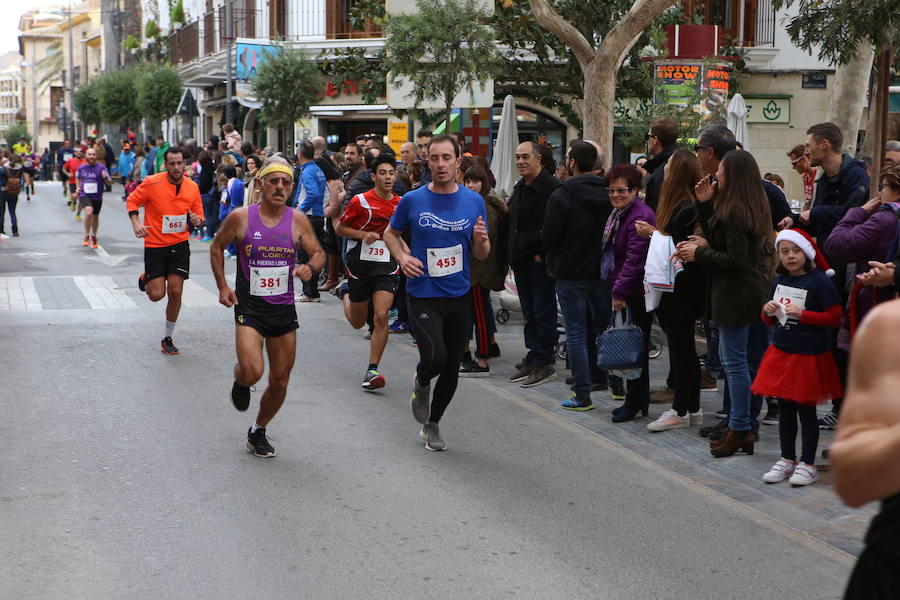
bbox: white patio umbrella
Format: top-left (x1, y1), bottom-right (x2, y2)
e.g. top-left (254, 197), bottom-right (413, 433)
top-left (490, 95), bottom-right (520, 200)
top-left (727, 93), bottom-right (749, 151)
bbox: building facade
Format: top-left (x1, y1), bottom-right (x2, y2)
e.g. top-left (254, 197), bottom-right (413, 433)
top-left (0, 52), bottom-right (23, 143)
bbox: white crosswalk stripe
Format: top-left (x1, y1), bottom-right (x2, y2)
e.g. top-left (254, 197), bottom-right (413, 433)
top-left (72, 275), bottom-right (139, 310)
top-left (0, 276), bottom-right (42, 311)
top-left (181, 279), bottom-right (220, 307)
top-left (0, 275), bottom-right (220, 311)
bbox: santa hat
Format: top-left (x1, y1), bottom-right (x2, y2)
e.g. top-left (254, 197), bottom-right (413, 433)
top-left (776, 228), bottom-right (834, 277)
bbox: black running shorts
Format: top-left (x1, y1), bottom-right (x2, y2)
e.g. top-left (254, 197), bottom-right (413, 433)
top-left (234, 304), bottom-right (299, 338)
top-left (348, 274), bottom-right (398, 303)
top-left (322, 218), bottom-right (340, 255)
top-left (144, 240), bottom-right (191, 282)
top-left (68, 183), bottom-right (77, 195)
top-left (78, 196), bottom-right (103, 214)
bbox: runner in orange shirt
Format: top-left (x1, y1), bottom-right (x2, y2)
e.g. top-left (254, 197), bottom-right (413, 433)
top-left (127, 147), bottom-right (204, 354)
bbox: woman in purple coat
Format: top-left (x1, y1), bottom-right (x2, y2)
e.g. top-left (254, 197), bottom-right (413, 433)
top-left (601, 163), bottom-right (656, 422)
top-left (823, 165), bottom-right (900, 346)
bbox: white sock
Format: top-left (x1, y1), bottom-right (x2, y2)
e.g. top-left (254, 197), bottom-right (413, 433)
top-left (250, 423), bottom-right (262, 433)
top-left (165, 321), bottom-right (176, 339)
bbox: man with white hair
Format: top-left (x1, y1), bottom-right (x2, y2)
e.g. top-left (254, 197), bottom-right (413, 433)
top-left (886, 140), bottom-right (900, 169)
top-left (211, 156), bottom-right (325, 457)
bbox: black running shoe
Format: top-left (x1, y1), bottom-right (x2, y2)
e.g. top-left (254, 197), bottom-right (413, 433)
top-left (459, 361), bottom-right (489, 377)
top-left (246, 427), bottom-right (276, 457)
top-left (231, 381), bottom-right (251, 411)
top-left (138, 272), bottom-right (147, 292)
top-left (161, 337), bottom-right (179, 355)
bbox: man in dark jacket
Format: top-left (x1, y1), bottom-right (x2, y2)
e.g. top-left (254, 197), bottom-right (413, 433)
top-left (543, 140), bottom-right (612, 410)
top-left (508, 141), bottom-right (560, 387)
top-left (643, 118), bottom-right (679, 211)
top-left (801, 122), bottom-right (870, 244)
top-left (801, 122), bottom-right (870, 430)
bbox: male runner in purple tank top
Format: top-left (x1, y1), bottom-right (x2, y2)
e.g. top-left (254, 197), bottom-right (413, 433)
top-left (211, 156), bottom-right (325, 457)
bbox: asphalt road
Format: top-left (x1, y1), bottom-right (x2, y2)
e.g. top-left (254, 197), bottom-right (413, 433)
top-left (1, 182), bottom-right (855, 599)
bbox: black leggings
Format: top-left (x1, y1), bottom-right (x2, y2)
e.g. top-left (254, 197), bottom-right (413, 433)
top-left (407, 295), bottom-right (471, 423)
top-left (778, 399), bottom-right (819, 464)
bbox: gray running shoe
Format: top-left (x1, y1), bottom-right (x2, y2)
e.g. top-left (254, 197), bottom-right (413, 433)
top-left (521, 364), bottom-right (557, 388)
top-left (411, 375), bottom-right (431, 424)
top-left (508, 364), bottom-right (533, 383)
top-left (420, 421), bottom-right (446, 451)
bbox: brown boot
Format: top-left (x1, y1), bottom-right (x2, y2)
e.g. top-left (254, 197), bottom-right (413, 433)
top-left (318, 255), bottom-right (340, 291)
top-left (710, 430), bottom-right (755, 457)
top-left (709, 428), bottom-right (732, 448)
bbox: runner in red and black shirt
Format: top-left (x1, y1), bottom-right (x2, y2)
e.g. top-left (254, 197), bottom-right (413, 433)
top-left (335, 154), bottom-right (401, 391)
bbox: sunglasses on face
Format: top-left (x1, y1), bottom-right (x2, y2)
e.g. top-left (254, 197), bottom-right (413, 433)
top-left (645, 134), bottom-right (658, 141)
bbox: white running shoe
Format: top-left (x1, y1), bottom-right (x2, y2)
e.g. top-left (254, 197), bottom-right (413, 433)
top-left (689, 409), bottom-right (703, 426)
top-left (789, 462), bottom-right (817, 486)
top-left (647, 409), bottom-right (690, 432)
top-left (763, 458), bottom-right (797, 483)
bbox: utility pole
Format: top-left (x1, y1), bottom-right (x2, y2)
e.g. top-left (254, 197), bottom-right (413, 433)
top-left (67, 0), bottom-right (75, 143)
top-left (225, 0), bottom-right (233, 126)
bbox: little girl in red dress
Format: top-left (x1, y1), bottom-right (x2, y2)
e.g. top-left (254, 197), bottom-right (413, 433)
top-left (752, 229), bottom-right (842, 487)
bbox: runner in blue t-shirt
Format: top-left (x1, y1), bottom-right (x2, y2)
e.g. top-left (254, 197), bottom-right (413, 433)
top-left (76, 147), bottom-right (112, 249)
top-left (384, 134), bottom-right (490, 451)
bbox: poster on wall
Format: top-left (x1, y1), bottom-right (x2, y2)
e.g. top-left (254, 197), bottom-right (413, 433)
top-left (652, 60), bottom-right (730, 121)
top-left (235, 42), bottom-right (278, 93)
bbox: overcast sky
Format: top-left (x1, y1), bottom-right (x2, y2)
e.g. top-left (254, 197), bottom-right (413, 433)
top-left (3, 1), bottom-right (88, 56)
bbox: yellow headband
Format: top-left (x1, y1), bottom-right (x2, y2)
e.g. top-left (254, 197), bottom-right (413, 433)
top-left (258, 164), bottom-right (294, 180)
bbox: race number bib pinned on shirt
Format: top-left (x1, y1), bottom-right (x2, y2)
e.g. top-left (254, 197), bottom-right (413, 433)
top-left (427, 244), bottom-right (463, 277)
top-left (361, 239), bottom-right (390, 263)
top-left (162, 214), bottom-right (187, 234)
top-left (83, 182), bottom-right (98, 194)
top-left (251, 266), bottom-right (289, 296)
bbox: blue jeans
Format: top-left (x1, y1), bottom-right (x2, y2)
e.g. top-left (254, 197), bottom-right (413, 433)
top-left (556, 279), bottom-right (612, 396)
top-left (201, 192), bottom-right (219, 238)
top-left (513, 260), bottom-right (558, 367)
top-left (706, 321), bottom-right (722, 375)
top-left (719, 323), bottom-right (761, 432)
top-left (721, 320), bottom-right (766, 432)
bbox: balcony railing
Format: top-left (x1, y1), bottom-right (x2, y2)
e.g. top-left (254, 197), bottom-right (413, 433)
top-left (682, 0), bottom-right (775, 48)
top-left (748, 0), bottom-right (775, 47)
top-left (170, 20), bottom-right (200, 64)
top-left (171, 2), bottom-right (381, 66)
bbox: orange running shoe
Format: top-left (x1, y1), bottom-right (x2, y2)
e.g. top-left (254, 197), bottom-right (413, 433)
top-left (82, 236), bottom-right (90, 247)
top-left (91, 235), bottom-right (98, 249)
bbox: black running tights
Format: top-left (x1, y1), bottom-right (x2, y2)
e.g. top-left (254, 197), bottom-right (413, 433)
top-left (407, 295), bottom-right (471, 423)
top-left (778, 398), bottom-right (819, 465)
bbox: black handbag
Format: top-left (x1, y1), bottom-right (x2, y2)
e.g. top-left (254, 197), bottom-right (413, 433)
top-left (597, 307), bottom-right (646, 372)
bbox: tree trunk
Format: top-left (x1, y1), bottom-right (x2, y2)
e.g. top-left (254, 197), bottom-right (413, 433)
top-left (859, 45), bottom-right (893, 186)
top-left (528, 0), bottom-right (678, 155)
top-left (445, 103), bottom-right (453, 137)
top-left (826, 41), bottom-right (875, 156)
top-left (582, 57), bottom-right (617, 168)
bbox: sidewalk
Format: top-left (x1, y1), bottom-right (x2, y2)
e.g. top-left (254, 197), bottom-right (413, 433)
top-left (389, 305), bottom-right (874, 559)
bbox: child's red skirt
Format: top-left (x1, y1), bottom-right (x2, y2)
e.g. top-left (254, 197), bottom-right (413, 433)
top-left (751, 346), bottom-right (843, 406)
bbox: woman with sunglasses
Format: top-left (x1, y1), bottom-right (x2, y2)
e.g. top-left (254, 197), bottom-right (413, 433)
top-left (676, 150), bottom-right (775, 457)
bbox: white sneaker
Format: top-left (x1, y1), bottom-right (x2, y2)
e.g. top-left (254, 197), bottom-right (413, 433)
top-left (789, 462), bottom-right (817, 486)
top-left (647, 409), bottom-right (690, 432)
top-left (763, 458), bottom-right (797, 483)
top-left (689, 409), bottom-right (703, 426)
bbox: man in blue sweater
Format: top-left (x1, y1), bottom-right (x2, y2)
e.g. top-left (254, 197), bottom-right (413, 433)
top-left (293, 141), bottom-right (327, 302)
